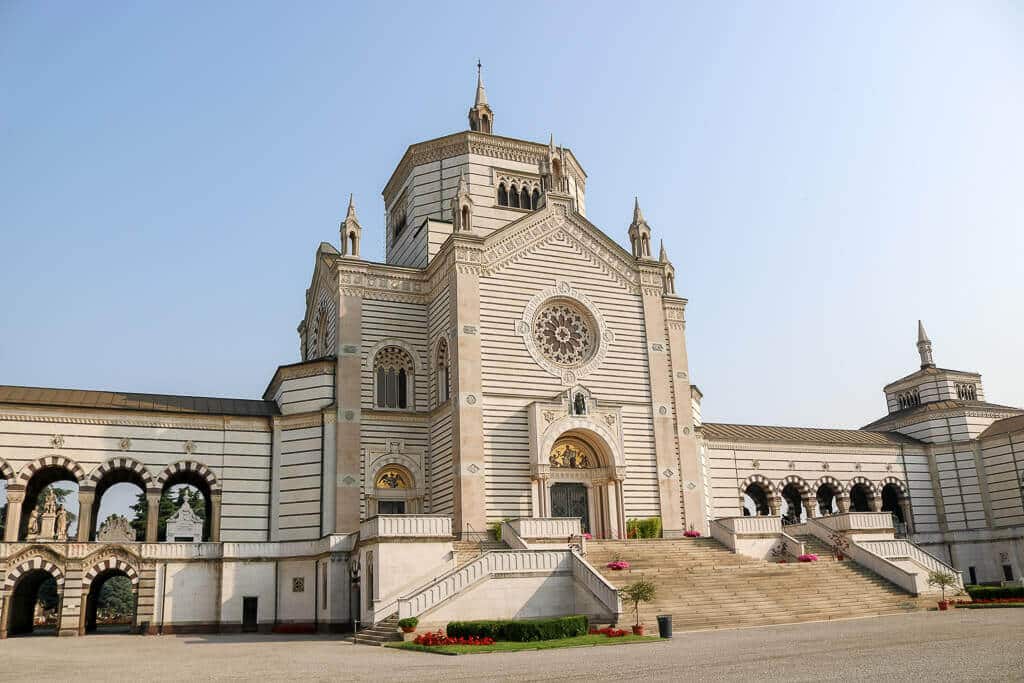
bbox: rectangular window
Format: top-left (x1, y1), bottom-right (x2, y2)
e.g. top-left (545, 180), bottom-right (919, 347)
top-left (968, 566), bottom-right (977, 585)
top-left (1004, 564), bottom-right (1014, 581)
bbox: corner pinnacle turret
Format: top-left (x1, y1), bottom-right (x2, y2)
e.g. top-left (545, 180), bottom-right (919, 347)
top-left (340, 193), bottom-right (361, 258)
top-left (917, 320), bottom-right (935, 369)
top-left (628, 197), bottom-right (652, 258)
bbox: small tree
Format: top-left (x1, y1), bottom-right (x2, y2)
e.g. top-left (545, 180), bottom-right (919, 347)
top-left (620, 577), bottom-right (656, 628)
top-left (927, 571), bottom-right (957, 602)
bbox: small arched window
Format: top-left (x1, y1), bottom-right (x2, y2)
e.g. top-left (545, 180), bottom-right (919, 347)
top-left (348, 231), bottom-right (357, 255)
top-left (520, 186), bottom-right (530, 209)
top-left (497, 184), bottom-right (508, 206)
top-left (436, 339), bottom-right (451, 404)
top-left (461, 205), bottom-right (470, 232)
top-left (509, 184), bottom-right (520, 208)
top-left (373, 346), bottom-right (415, 410)
top-left (531, 188), bottom-right (541, 209)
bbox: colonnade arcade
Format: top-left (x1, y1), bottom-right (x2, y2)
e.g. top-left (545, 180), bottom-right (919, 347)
top-left (0, 456), bottom-right (222, 543)
top-left (739, 474), bottom-right (913, 533)
top-left (0, 546), bottom-right (146, 638)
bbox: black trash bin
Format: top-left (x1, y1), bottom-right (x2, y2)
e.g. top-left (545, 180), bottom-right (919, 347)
top-left (656, 614), bottom-right (672, 638)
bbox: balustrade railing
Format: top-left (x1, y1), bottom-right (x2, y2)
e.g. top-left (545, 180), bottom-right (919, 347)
top-left (360, 515), bottom-right (453, 541)
top-left (508, 518), bottom-right (582, 539)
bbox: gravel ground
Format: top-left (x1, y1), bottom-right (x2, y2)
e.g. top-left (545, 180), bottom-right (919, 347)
top-left (2, 610), bottom-right (1021, 682)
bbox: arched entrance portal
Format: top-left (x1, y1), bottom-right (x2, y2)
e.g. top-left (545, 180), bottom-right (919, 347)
top-left (6, 570), bottom-right (60, 637)
top-left (84, 569), bottom-right (137, 634)
top-left (539, 433), bottom-right (624, 539)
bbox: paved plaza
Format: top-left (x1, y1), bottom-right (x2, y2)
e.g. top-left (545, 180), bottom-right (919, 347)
top-left (2, 610), bottom-right (1021, 682)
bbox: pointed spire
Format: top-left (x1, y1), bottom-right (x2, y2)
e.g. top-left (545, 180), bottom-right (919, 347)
top-left (475, 60), bottom-right (488, 106)
top-left (456, 169), bottom-right (469, 195)
top-left (916, 319), bottom-right (935, 369)
top-left (659, 239), bottom-right (668, 263)
top-left (549, 133), bottom-right (556, 154)
top-left (633, 197), bottom-right (645, 225)
top-left (345, 193), bottom-right (358, 222)
top-left (468, 61), bottom-right (494, 133)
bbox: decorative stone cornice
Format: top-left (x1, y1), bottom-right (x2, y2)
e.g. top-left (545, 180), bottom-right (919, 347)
top-left (336, 260), bottom-right (429, 304)
top-left (0, 409), bottom-right (272, 432)
top-left (699, 436), bottom-right (923, 457)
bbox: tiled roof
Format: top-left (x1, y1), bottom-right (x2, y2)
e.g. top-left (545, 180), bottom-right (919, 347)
top-left (862, 400), bottom-right (1022, 430)
top-left (0, 384), bottom-right (278, 417)
top-left (700, 422), bottom-right (919, 446)
top-left (979, 414), bottom-right (1024, 440)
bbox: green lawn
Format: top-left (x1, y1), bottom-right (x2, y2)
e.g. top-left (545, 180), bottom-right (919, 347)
top-left (386, 633), bottom-right (662, 655)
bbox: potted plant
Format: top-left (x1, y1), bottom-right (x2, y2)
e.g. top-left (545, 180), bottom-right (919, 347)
top-left (928, 571), bottom-right (957, 611)
top-left (398, 617), bottom-right (419, 633)
top-left (620, 577), bottom-right (656, 636)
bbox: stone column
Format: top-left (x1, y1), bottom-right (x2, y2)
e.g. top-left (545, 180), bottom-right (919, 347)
top-left (638, 265), bottom-right (684, 537)
top-left (4, 486), bottom-right (25, 542)
top-left (869, 496), bottom-right (882, 513)
top-left (449, 236), bottom-right (487, 536)
top-left (334, 276), bottom-right (363, 534)
top-left (836, 495), bottom-right (849, 513)
top-left (76, 488), bottom-right (95, 542)
top-left (209, 492), bottom-right (222, 542)
top-left (768, 495), bottom-right (780, 517)
top-left (145, 491), bottom-right (161, 542)
top-left (899, 499), bottom-right (914, 534)
top-left (802, 496), bottom-right (816, 519)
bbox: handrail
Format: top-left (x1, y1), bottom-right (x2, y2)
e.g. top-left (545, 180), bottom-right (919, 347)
top-left (778, 531), bottom-right (806, 558)
top-left (709, 518), bottom-right (736, 550)
top-left (500, 521), bottom-right (529, 550)
top-left (859, 539), bottom-right (962, 583)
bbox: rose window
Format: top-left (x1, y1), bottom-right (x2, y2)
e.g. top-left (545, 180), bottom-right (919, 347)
top-left (534, 301), bottom-right (596, 367)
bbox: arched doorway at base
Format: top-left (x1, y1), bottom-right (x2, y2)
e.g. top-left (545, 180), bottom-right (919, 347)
top-left (83, 569), bottom-right (137, 635)
top-left (6, 569), bottom-right (60, 637)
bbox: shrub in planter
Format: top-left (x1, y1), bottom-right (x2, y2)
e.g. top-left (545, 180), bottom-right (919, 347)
top-left (620, 577), bottom-right (656, 634)
top-left (928, 571), bottom-right (958, 610)
top-left (797, 554), bottom-right (819, 563)
top-left (607, 560), bottom-right (630, 570)
top-left (446, 615), bottom-right (588, 642)
top-left (626, 517), bottom-right (663, 539)
top-left (397, 617), bottom-right (419, 633)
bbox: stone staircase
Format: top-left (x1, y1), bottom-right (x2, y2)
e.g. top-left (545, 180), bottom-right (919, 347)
top-left (587, 538), bottom-right (919, 632)
top-left (353, 613), bottom-right (401, 646)
top-left (453, 537), bottom-right (506, 566)
top-left (793, 534), bottom-right (837, 562)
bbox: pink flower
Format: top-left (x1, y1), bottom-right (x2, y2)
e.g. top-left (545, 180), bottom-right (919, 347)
top-left (683, 530), bottom-right (701, 538)
top-left (606, 560), bottom-right (631, 570)
top-left (797, 554), bottom-right (819, 562)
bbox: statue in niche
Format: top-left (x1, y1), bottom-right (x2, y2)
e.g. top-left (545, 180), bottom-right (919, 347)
top-left (54, 506), bottom-right (68, 540)
top-left (573, 392), bottom-right (587, 416)
top-left (42, 488), bottom-right (58, 514)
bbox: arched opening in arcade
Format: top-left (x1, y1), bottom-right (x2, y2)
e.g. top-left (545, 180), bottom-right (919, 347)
top-left (849, 483), bottom-right (874, 513)
top-left (20, 466), bottom-right (80, 541)
top-left (91, 466), bottom-right (149, 542)
top-left (158, 481), bottom-right (210, 542)
top-left (742, 483), bottom-right (772, 517)
top-left (83, 569), bottom-right (137, 634)
top-left (779, 483), bottom-right (807, 525)
top-left (6, 570), bottom-right (60, 637)
top-left (816, 483), bottom-right (840, 516)
top-left (881, 483), bottom-right (910, 535)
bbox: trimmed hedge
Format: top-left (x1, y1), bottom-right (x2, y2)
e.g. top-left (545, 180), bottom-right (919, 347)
top-left (446, 615), bottom-right (588, 642)
top-left (966, 585), bottom-right (1024, 600)
top-left (626, 517), bottom-right (662, 539)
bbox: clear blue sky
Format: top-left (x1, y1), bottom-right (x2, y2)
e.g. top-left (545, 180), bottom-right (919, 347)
top-left (2, 0), bottom-right (1022, 441)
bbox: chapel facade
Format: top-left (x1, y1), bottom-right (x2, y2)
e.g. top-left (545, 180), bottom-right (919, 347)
top-left (0, 72), bottom-right (1021, 637)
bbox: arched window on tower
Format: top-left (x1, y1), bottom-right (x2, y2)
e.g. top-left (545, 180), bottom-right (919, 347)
top-left (436, 339), bottom-right (450, 404)
top-left (520, 186), bottom-right (530, 209)
top-left (509, 184), bottom-right (520, 208)
top-left (497, 183), bottom-right (508, 206)
top-left (532, 188), bottom-right (541, 209)
top-left (461, 206), bottom-right (470, 232)
top-left (373, 346), bottom-right (416, 410)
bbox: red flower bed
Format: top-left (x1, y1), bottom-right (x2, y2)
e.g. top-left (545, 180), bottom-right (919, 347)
top-left (606, 560), bottom-right (630, 570)
top-left (413, 630), bottom-right (495, 646)
top-left (589, 626), bottom-right (627, 637)
top-left (683, 530), bottom-right (701, 538)
top-left (797, 554), bottom-right (819, 563)
top-left (955, 598), bottom-right (1024, 605)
